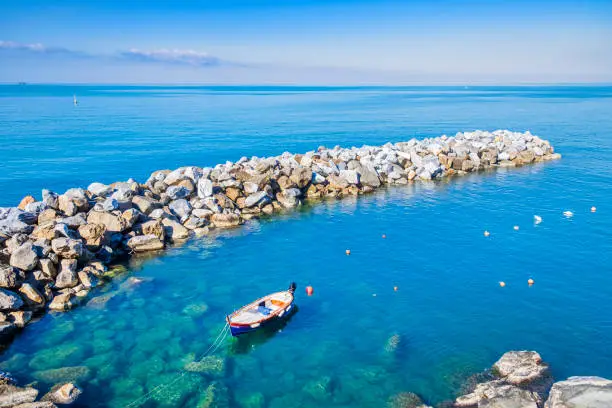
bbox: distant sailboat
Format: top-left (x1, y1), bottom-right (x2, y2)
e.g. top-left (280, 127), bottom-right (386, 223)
top-left (73, 95), bottom-right (78, 106)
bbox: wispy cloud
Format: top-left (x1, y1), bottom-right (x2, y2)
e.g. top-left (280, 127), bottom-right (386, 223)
top-left (0, 40), bottom-right (89, 57)
top-left (1, 40), bottom-right (228, 67)
top-left (118, 48), bottom-right (222, 67)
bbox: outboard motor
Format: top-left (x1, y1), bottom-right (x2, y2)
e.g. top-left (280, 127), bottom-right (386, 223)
top-left (288, 282), bottom-right (297, 294)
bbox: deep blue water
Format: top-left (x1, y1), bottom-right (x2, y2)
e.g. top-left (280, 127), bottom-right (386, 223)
top-left (0, 85), bottom-right (611, 407)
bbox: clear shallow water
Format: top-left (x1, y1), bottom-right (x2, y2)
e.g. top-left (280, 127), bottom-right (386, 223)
top-left (1, 85), bottom-right (612, 407)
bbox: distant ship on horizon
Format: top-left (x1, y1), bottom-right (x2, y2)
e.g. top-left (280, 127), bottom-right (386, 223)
top-left (18, 82), bottom-right (27, 86)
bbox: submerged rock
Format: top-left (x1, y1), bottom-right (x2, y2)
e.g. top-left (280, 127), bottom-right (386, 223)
top-left (32, 366), bottom-right (91, 384)
top-left (387, 392), bottom-right (431, 408)
top-left (184, 355), bottom-right (225, 377)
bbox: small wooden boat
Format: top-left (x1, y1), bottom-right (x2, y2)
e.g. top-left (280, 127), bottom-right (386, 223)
top-left (227, 283), bottom-right (296, 336)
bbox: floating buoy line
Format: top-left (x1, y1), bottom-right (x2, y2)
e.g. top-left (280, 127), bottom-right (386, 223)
top-left (125, 322), bottom-right (230, 408)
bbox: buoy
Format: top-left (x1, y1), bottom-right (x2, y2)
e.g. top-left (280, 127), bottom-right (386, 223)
top-left (382, 234), bottom-right (387, 239)
top-left (513, 225), bottom-right (519, 231)
top-left (563, 211), bottom-right (574, 218)
top-left (372, 293), bottom-right (377, 297)
top-left (393, 286), bottom-right (398, 291)
top-left (484, 230), bottom-right (490, 237)
top-left (306, 286), bottom-right (314, 296)
top-left (499, 281), bottom-right (506, 287)
top-left (591, 206), bottom-right (597, 213)
top-left (345, 249), bottom-right (351, 255)
top-left (534, 215), bottom-right (542, 224)
top-left (528, 278), bottom-right (534, 286)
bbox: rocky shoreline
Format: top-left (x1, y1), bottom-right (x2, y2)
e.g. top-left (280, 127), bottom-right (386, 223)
top-left (390, 350), bottom-right (612, 408)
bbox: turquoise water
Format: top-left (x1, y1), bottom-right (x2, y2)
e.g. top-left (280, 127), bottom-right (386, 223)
top-left (1, 85), bottom-right (612, 407)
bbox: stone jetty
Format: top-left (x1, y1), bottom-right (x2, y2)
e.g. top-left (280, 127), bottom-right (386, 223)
top-left (0, 130), bottom-right (560, 345)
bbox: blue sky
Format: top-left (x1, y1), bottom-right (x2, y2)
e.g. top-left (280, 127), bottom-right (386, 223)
top-left (1, 0), bottom-right (611, 84)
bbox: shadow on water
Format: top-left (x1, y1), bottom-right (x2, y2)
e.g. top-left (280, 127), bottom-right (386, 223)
top-left (228, 306), bottom-right (300, 355)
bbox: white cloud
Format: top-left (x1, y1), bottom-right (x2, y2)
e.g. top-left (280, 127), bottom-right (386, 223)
top-left (118, 48), bottom-right (222, 67)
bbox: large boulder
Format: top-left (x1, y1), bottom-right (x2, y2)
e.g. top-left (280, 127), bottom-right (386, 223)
top-left (339, 169), bottom-right (360, 185)
top-left (0, 384), bottom-right (39, 407)
top-left (197, 178), bottom-right (214, 198)
top-left (137, 220), bottom-right (165, 241)
top-left (358, 166), bottom-right (381, 188)
top-left (160, 219), bottom-right (190, 241)
top-left (9, 242), bottom-right (39, 271)
top-left (127, 235), bottom-right (165, 252)
top-left (211, 214), bottom-right (241, 228)
top-left (290, 167), bottom-right (312, 189)
top-left (51, 238), bottom-right (83, 259)
top-left (48, 293), bottom-right (74, 311)
top-left (244, 192), bottom-right (270, 208)
top-left (19, 283), bottom-right (45, 308)
top-left (0, 266), bottom-right (18, 289)
top-left (493, 351), bottom-right (550, 386)
top-left (169, 199), bottom-right (192, 222)
top-left (87, 182), bottom-right (112, 197)
top-left (0, 289), bottom-right (24, 311)
top-left (77, 224), bottom-right (106, 248)
top-left (131, 195), bottom-right (160, 215)
top-left (166, 185), bottom-right (190, 200)
top-left (41, 383), bottom-right (82, 405)
top-left (544, 376), bottom-right (612, 408)
top-left (54, 259), bottom-right (79, 289)
top-left (0, 208), bottom-right (35, 237)
top-left (455, 379), bottom-right (541, 407)
top-left (86, 211), bottom-right (129, 233)
top-left (17, 196), bottom-right (36, 210)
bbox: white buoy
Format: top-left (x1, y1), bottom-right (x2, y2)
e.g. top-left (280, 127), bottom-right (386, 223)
top-left (513, 225), bottom-right (519, 231)
top-left (534, 215), bottom-right (542, 224)
top-left (591, 206), bottom-right (597, 213)
top-left (563, 211), bottom-right (574, 218)
top-left (484, 230), bottom-right (490, 237)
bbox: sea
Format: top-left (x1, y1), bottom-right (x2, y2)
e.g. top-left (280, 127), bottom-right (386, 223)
top-left (0, 85), bottom-right (611, 407)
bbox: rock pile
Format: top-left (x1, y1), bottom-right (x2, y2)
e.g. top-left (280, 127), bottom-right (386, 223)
top-left (453, 351), bottom-right (612, 408)
top-left (0, 130), bottom-right (560, 345)
top-left (0, 369), bottom-right (81, 407)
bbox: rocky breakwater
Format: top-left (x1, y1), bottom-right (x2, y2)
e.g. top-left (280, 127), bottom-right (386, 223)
top-left (0, 130), bottom-right (560, 344)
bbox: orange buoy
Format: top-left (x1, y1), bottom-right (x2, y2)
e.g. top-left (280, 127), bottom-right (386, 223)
top-left (346, 249), bottom-right (351, 255)
top-left (484, 230), bottom-right (490, 237)
top-left (393, 286), bottom-right (398, 291)
top-left (528, 278), bottom-right (534, 286)
top-left (499, 281), bottom-right (506, 287)
top-left (382, 234), bottom-right (387, 239)
top-left (591, 206), bottom-right (597, 213)
top-left (306, 286), bottom-right (314, 296)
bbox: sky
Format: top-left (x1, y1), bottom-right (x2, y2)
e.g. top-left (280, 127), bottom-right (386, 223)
top-left (1, 0), bottom-right (611, 84)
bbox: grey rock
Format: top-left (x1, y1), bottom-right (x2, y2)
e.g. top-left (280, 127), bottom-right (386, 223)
top-left (244, 191), bottom-right (270, 208)
top-left (545, 376), bottom-right (612, 408)
top-left (161, 219), bottom-right (190, 241)
top-left (455, 379), bottom-right (541, 408)
top-left (127, 235), bottom-right (165, 252)
top-left (39, 258), bottom-right (57, 279)
top-left (197, 178), bottom-right (214, 198)
top-left (493, 351), bottom-right (550, 386)
top-left (55, 259), bottom-right (78, 289)
top-left (94, 197), bottom-right (119, 212)
top-left (183, 216), bottom-right (207, 230)
top-left (0, 384), bottom-right (38, 407)
top-left (167, 185), bottom-right (190, 200)
top-left (42, 190), bottom-right (59, 209)
top-left (0, 289), bottom-right (24, 311)
top-left (9, 242), bottom-right (39, 271)
top-left (169, 199), bottom-right (192, 222)
top-left (87, 182), bottom-right (112, 197)
top-left (86, 211), bottom-right (128, 233)
top-left (24, 201), bottom-right (46, 215)
top-left (111, 187), bottom-right (133, 202)
top-left (131, 195), bottom-right (160, 215)
top-left (0, 266), bottom-right (18, 289)
top-left (77, 270), bottom-right (99, 288)
top-left (58, 214), bottom-right (87, 228)
top-left (339, 169), bottom-right (360, 185)
top-left (51, 238), bottom-right (83, 259)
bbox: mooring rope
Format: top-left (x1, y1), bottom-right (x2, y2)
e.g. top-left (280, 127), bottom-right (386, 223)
top-left (125, 322), bottom-right (230, 408)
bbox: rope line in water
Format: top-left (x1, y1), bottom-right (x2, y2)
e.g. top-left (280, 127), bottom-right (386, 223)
top-left (125, 322), bottom-right (230, 408)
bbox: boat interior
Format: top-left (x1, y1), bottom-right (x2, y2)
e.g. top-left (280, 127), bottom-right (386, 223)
top-left (230, 291), bottom-right (293, 325)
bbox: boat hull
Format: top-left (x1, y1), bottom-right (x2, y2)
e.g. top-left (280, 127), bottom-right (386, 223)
top-left (229, 303), bottom-right (295, 337)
